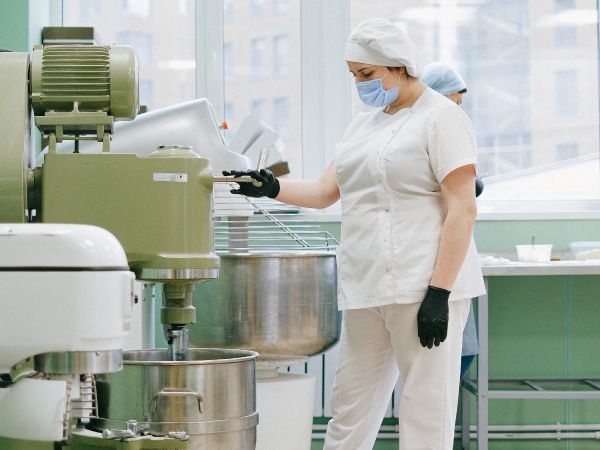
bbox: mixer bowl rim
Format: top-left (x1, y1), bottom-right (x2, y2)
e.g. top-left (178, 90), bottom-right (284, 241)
top-left (122, 348), bottom-right (259, 365)
top-left (216, 250), bottom-right (336, 258)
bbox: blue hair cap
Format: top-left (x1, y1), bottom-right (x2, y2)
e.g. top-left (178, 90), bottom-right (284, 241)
top-left (422, 61), bottom-right (467, 95)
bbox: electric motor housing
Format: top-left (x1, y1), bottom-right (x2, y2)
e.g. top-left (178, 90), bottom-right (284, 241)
top-left (30, 44), bottom-right (139, 121)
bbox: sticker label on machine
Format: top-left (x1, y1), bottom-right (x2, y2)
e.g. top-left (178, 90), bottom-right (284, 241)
top-left (153, 173), bottom-right (188, 183)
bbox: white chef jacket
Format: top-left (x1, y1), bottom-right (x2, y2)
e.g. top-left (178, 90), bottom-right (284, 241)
top-left (333, 88), bottom-right (486, 310)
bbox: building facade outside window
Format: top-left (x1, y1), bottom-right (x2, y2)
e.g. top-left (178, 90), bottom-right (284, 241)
top-left (223, 0), bottom-right (302, 176)
top-left (251, 99), bottom-right (268, 122)
top-left (272, 35), bottom-right (289, 77)
top-left (250, 37), bottom-right (269, 79)
top-left (350, 0), bottom-right (599, 201)
top-left (250, 0), bottom-right (268, 20)
top-left (555, 69), bottom-right (579, 119)
top-left (117, 0), bottom-right (152, 17)
top-left (273, 0), bottom-right (290, 16)
top-left (63, 0), bottom-right (196, 112)
top-left (272, 96), bottom-right (290, 139)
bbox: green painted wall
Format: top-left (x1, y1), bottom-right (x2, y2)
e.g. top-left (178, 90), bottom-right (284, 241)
top-left (0, 0), bottom-right (29, 51)
top-left (0, 0), bottom-right (58, 51)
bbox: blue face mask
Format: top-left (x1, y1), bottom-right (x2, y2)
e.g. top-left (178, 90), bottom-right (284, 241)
top-left (355, 71), bottom-right (398, 108)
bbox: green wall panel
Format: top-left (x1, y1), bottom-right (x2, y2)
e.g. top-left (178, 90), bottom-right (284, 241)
top-left (474, 220), bottom-right (568, 253)
top-left (0, 0), bottom-right (29, 51)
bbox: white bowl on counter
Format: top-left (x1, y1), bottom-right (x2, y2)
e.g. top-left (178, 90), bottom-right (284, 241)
top-left (515, 244), bottom-right (553, 262)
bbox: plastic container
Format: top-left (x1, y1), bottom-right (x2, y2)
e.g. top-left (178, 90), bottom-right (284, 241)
top-left (256, 372), bottom-right (316, 450)
top-left (515, 244), bottom-right (553, 262)
top-left (569, 241), bottom-right (600, 258)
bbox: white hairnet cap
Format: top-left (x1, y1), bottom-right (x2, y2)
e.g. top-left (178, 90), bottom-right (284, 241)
top-left (422, 62), bottom-right (467, 95)
top-left (345, 18), bottom-right (420, 77)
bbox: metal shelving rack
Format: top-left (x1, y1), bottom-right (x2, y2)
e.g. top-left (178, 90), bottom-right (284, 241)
top-left (461, 263), bottom-right (600, 450)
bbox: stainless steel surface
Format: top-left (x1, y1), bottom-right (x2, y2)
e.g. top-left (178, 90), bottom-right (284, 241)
top-left (94, 413), bottom-right (259, 435)
top-left (50, 98), bottom-right (253, 172)
top-left (215, 218), bottom-right (338, 252)
top-left (102, 428), bottom-right (135, 440)
top-left (94, 348), bottom-right (258, 449)
top-left (103, 419), bottom-right (140, 439)
top-left (157, 145), bottom-right (192, 150)
top-left (151, 388), bottom-right (203, 414)
top-left (166, 327), bottom-right (189, 361)
top-left (34, 350), bottom-right (122, 374)
top-left (136, 268), bottom-right (219, 281)
top-left (481, 260), bottom-right (600, 276)
top-left (213, 175), bottom-right (263, 187)
top-left (212, 188), bottom-right (338, 252)
top-left (190, 252), bottom-right (340, 363)
top-left (256, 148), bottom-right (269, 170)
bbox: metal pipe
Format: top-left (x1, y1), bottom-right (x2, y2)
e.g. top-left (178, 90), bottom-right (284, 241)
top-left (257, 148), bottom-right (269, 171)
top-left (212, 175), bottom-right (263, 187)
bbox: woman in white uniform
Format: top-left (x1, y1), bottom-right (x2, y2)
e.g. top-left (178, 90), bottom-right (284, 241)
top-left (225, 18), bottom-right (486, 450)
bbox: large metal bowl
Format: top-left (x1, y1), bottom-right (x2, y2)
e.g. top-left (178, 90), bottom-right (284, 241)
top-left (93, 348), bottom-right (258, 450)
top-left (188, 252), bottom-right (340, 363)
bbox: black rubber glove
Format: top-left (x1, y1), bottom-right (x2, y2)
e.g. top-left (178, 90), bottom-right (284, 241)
top-left (222, 169), bottom-right (280, 199)
top-left (475, 176), bottom-right (484, 197)
top-left (417, 285), bottom-right (450, 349)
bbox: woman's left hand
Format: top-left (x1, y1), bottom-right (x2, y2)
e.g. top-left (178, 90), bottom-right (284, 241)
top-left (417, 286), bottom-right (450, 348)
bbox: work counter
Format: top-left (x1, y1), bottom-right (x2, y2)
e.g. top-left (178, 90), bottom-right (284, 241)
top-left (462, 259), bottom-right (600, 450)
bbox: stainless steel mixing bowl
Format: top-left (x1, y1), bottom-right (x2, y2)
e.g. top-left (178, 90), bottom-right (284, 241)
top-left (94, 348), bottom-right (258, 449)
top-left (188, 252), bottom-right (340, 363)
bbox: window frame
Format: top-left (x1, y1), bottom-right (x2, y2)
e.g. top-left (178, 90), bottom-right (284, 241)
top-left (57, 0), bottom-right (600, 218)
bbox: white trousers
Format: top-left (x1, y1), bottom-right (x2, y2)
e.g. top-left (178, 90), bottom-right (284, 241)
top-left (323, 299), bottom-right (471, 450)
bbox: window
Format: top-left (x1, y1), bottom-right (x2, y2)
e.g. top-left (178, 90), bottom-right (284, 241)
top-left (79, 0), bottom-right (101, 21)
top-left (178, 0), bottom-right (187, 15)
top-left (117, 0), bottom-right (152, 17)
top-left (272, 97), bottom-right (290, 138)
top-left (224, 102), bottom-right (235, 124)
top-left (63, 0), bottom-right (196, 111)
top-left (224, 1), bottom-right (302, 176)
top-left (140, 79), bottom-right (154, 110)
top-left (555, 0), bottom-right (575, 10)
top-left (251, 99), bottom-right (267, 122)
top-left (224, 42), bottom-right (234, 82)
top-left (555, 27), bottom-right (577, 46)
top-left (224, 0), bottom-right (234, 23)
top-left (554, 0), bottom-right (577, 46)
top-left (350, 0), bottom-right (599, 201)
top-left (250, 38), bottom-right (269, 79)
top-left (555, 69), bottom-right (578, 119)
top-left (117, 31), bottom-right (153, 63)
top-left (556, 142), bottom-right (579, 160)
top-left (273, 0), bottom-right (290, 15)
top-left (272, 35), bottom-right (289, 77)
top-left (250, 0), bottom-right (268, 19)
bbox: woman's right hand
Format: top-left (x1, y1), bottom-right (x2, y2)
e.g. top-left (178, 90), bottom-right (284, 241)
top-left (222, 169), bottom-right (280, 198)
